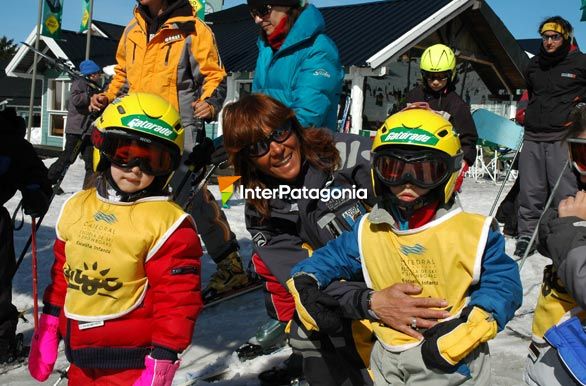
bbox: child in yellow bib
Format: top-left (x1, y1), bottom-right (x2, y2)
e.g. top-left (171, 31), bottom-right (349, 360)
top-left (28, 93), bottom-right (203, 386)
top-left (288, 107), bottom-right (522, 385)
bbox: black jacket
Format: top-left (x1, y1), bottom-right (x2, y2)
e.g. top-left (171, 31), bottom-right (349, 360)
top-left (245, 133), bottom-right (375, 320)
top-left (406, 86), bottom-right (478, 165)
top-left (524, 49), bottom-right (586, 141)
top-left (0, 110), bottom-right (51, 206)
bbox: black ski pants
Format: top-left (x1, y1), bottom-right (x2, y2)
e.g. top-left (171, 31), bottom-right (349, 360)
top-left (0, 207), bottom-right (18, 345)
top-left (48, 134), bottom-right (94, 189)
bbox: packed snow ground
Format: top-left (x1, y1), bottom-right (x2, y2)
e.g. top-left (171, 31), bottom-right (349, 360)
top-left (2, 158), bottom-right (547, 385)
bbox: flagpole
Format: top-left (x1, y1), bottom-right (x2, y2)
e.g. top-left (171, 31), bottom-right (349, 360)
top-left (85, 0), bottom-right (94, 60)
top-left (26, 0), bottom-right (44, 142)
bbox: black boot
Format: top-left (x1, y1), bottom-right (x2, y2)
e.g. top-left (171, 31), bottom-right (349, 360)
top-left (0, 333), bottom-right (26, 365)
top-left (258, 352), bottom-right (303, 386)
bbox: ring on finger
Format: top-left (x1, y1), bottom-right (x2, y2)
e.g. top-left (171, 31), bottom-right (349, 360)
top-left (410, 317), bottom-right (417, 329)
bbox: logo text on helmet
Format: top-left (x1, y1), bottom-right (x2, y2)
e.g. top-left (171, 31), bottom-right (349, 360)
top-left (382, 128), bottom-right (439, 146)
top-left (121, 115), bottom-right (177, 140)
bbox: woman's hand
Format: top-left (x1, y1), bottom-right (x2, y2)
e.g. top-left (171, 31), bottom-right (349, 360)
top-left (558, 191), bottom-right (586, 219)
top-left (370, 283), bottom-right (450, 340)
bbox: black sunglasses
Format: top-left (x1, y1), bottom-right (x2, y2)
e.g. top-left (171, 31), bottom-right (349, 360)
top-left (246, 120), bottom-right (293, 158)
top-left (250, 4), bottom-right (272, 18)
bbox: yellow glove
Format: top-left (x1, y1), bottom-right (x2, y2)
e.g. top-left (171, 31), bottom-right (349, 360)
top-left (422, 306), bottom-right (497, 371)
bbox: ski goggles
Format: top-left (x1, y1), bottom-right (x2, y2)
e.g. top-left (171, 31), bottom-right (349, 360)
top-left (250, 4), bottom-right (272, 18)
top-left (373, 149), bottom-right (460, 188)
top-left (245, 120), bottom-right (294, 158)
top-left (568, 138), bottom-right (586, 175)
top-left (421, 71), bottom-right (450, 82)
top-left (93, 129), bottom-right (178, 176)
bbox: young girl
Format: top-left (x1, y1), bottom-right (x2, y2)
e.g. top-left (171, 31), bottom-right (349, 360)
top-left (28, 93), bottom-right (203, 386)
top-left (525, 103), bottom-right (586, 386)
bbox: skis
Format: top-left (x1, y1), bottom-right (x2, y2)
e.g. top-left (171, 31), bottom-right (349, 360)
top-left (203, 279), bottom-right (263, 309)
top-left (22, 42), bottom-right (103, 92)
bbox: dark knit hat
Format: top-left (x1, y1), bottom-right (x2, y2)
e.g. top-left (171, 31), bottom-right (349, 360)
top-left (247, 0), bottom-right (300, 8)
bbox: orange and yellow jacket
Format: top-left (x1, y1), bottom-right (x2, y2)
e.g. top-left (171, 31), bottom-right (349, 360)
top-left (104, 3), bottom-right (226, 139)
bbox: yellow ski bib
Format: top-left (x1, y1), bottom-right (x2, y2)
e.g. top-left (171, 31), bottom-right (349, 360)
top-left (359, 209), bottom-right (491, 352)
top-left (531, 264), bottom-right (585, 342)
top-left (56, 189), bottom-right (192, 322)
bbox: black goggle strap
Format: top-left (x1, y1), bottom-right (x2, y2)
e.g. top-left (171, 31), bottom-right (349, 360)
top-left (568, 138), bottom-right (586, 174)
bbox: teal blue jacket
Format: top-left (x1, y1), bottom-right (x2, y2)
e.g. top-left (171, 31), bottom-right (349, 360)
top-left (252, 4), bottom-right (344, 131)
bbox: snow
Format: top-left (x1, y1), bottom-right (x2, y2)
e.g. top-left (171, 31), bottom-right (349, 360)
top-left (3, 158), bottom-right (547, 385)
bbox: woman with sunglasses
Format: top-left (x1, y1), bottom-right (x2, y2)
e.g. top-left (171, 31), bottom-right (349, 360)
top-left (289, 107), bottom-right (522, 385)
top-left (247, 0), bottom-right (344, 131)
top-left (28, 94), bottom-right (203, 386)
top-left (525, 103), bottom-right (586, 386)
top-left (404, 44), bottom-right (478, 183)
top-left (223, 93), bottom-right (373, 385)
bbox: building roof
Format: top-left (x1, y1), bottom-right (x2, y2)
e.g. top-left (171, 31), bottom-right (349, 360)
top-left (208, 1), bottom-right (456, 71)
top-left (6, 28), bottom-right (119, 79)
top-left (92, 20), bottom-right (125, 41)
top-left (0, 60), bottom-right (41, 106)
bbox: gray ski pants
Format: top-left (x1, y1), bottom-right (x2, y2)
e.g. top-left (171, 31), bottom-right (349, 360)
top-left (524, 341), bottom-right (580, 386)
top-left (517, 140), bottom-right (578, 238)
top-left (370, 339), bottom-right (491, 385)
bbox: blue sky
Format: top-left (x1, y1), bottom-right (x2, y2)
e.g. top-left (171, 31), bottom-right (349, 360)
top-left (2, 1), bottom-right (586, 46)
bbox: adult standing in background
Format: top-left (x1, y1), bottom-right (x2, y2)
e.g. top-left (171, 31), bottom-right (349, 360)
top-left (248, 0), bottom-right (344, 131)
top-left (515, 16), bottom-right (586, 257)
top-left (47, 59), bottom-right (102, 189)
top-left (90, 0), bottom-right (250, 301)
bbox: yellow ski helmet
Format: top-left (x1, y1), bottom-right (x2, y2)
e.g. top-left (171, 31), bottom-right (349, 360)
top-left (372, 107), bottom-right (463, 206)
top-left (92, 93), bottom-right (184, 190)
top-left (420, 44), bottom-right (457, 81)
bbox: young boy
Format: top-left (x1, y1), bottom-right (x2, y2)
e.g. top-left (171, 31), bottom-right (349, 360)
top-left (288, 107), bottom-right (522, 385)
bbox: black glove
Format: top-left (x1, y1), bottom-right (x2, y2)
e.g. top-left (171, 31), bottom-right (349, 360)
top-left (21, 185), bottom-right (50, 218)
top-left (185, 137), bottom-right (214, 172)
top-left (421, 306), bottom-right (497, 372)
top-left (287, 275), bottom-right (343, 334)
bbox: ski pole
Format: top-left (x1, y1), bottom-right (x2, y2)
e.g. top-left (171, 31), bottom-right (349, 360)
top-left (518, 159), bottom-right (569, 271)
top-left (184, 164), bottom-right (219, 213)
top-left (31, 217), bottom-right (39, 329)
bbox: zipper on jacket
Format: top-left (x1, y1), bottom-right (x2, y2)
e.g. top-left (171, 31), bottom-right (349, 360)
top-left (164, 45), bottom-right (172, 66)
top-left (132, 42), bottom-right (136, 64)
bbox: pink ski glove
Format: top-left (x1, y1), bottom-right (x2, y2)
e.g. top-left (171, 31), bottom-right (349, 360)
top-left (28, 314), bottom-right (60, 381)
top-left (133, 355), bottom-right (180, 386)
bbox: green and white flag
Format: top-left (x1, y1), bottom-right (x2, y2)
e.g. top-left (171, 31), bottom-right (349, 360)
top-left (79, 0), bottom-right (91, 32)
top-left (189, 0), bottom-right (206, 20)
top-left (42, 0), bottom-right (64, 38)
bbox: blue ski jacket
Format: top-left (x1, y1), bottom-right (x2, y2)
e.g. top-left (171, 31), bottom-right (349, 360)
top-left (291, 206), bottom-right (522, 331)
top-left (252, 4), bottom-right (344, 131)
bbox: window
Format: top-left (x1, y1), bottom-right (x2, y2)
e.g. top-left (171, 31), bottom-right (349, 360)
top-left (47, 79), bottom-right (71, 137)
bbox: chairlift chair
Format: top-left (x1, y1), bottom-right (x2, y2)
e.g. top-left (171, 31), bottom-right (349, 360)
top-left (470, 108), bottom-right (524, 216)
